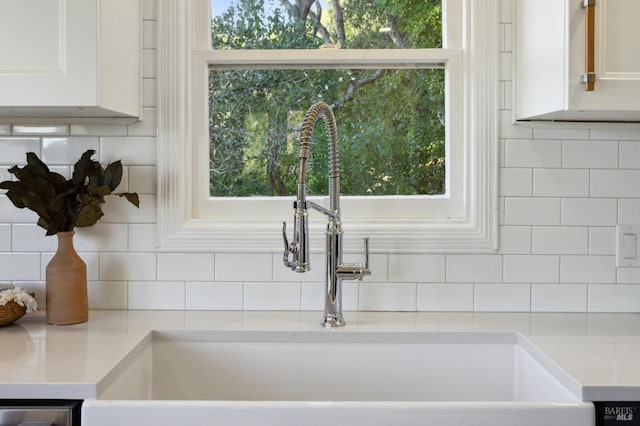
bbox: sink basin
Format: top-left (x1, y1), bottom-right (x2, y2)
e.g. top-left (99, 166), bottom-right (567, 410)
top-left (82, 331), bottom-right (594, 426)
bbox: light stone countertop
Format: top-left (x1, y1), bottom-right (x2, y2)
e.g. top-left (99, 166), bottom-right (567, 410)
top-left (1, 310), bottom-right (640, 401)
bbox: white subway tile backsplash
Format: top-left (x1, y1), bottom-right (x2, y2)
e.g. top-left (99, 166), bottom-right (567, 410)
top-left (100, 252), bottom-right (156, 281)
top-left (504, 197), bottom-right (560, 225)
top-left (143, 21), bottom-right (156, 49)
top-left (498, 226), bottom-right (531, 254)
top-left (563, 140), bottom-right (618, 169)
top-left (503, 81), bottom-right (513, 110)
top-left (533, 128), bottom-right (589, 140)
top-left (243, 282), bottom-right (301, 310)
top-left (618, 199), bottom-right (640, 224)
top-left (504, 139), bottom-right (561, 168)
top-left (343, 281), bottom-right (360, 311)
top-left (0, 125), bottom-right (10, 136)
top-left (100, 136), bottom-right (156, 165)
top-left (301, 282), bottom-right (323, 310)
top-left (589, 227), bottom-right (616, 255)
top-left (128, 224), bottom-right (157, 252)
top-left (589, 284), bottom-right (640, 312)
top-left (446, 255), bottom-right (502, 283)
top-left (216, 253), bottom-right (272, 282)
top-left (503, 255), bottom-right (559, 283)
top-left (533, 169), bottom-right (589, 197)
top-left (100, 194), bottom-right (156, 223)
top-left (417, 283), bottom-right (474, 311)
top-left (590, 129), bottom-right (640, 141)
top-left (500, 168), bottom-right (532, 196)
top-left (142, 79), bottom-right (156, 107)
top-left (143, 0), bottom-right (156, 20)
top-left (561, 198), bottom-right (617, 226)
top-left (186, 282), bottom-right (243, 310)
top-left (42, 137), bottom-right (100, 164)
top-left (12, 224), bottom-right (57, 252)
top-left (388, 254), bottom-right (445, 283)
top-left (0, 138), bottom-right (40, 164)
top-left (531, 284), bottom-right (587, 312)
top-left (500, 0), bottom-right (512, 23)
top-left (617, 267), bottom-right (640, 284)
top-left (128, 108), bottom-right (157, 137)
top-left (0, 253), bottom-right (40, 280)
top-left (0, 166), bottom-right (10, 185)
top-left (12, 125), bottom-right (68, 136)
top-left (561, 256), bottom-right (616, 284)
top-left (129, 281), bottom-right (185, 310)
top-left (129, 166), bottom-right (156, 194)
top-left (591, 170), bottom-right (640, 198)
top-left (158, 252), bottom-right (214, 281)
top-left (88, 281), bottom-right (128, 309)
top-left (619, 141), bottom-right (640, 169)
top-left (474, 283), bottom-right (530, 312)
top-left (71, 124), bottom-right (128, 136)
top-left (74, 224), bottom-right (129, 252)
top-left (532, 226), bottom-right (588, 255)
top-left (83, 253), bottom-right (100, 281)
top-left (503, 24), bottom-right (512, 52)
top-left (499, 52), bottom-right (512, 81)
top-left (359, 282), bottom-right (416, 311)
top-left (0, 224), bottom-right (10, 251)
top-left (499, 111), bottom-right (533, 139)
top-left (142, 51), bottom-right (156, 79)
top-left (498, 83), bottom-right (506, 111)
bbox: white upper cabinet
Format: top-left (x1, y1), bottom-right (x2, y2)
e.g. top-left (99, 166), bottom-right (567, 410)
top-left (515, 0), bottom-right (640, 121)
top-left (0, 0), bottom-right (141, 123)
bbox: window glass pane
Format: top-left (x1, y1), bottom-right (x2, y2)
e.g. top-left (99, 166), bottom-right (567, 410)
top-left (211, 0), bottom-right (442, 49)
top-left (209, 67), bottom-right (445, 197)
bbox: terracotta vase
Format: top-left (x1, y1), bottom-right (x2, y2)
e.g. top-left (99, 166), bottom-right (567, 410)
top-left (46, 231), bottom-right (88, 325)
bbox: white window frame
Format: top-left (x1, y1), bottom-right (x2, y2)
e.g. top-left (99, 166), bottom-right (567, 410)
top-left (157, 0), bottom-right (499, 253)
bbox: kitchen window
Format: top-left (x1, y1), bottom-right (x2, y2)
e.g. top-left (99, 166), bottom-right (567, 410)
top-left (157, 0), bottom-right (499, 253)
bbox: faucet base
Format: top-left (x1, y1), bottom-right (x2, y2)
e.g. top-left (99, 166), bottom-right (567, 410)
top-left (322, 313), bottom-right (346, 328)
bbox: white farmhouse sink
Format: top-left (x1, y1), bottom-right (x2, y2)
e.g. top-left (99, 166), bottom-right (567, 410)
top-left (82, 331), bottom-right (594, 426)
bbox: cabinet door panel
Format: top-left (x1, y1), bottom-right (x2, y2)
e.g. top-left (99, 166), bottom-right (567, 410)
top-left (567, 0), bottom-right (640, 113)
top-left (0, 0), bottom-right (97, 107)
top-left (0, 0), bottom-right (62, 72)
top-left (600, 0), bottom-right (640, 77)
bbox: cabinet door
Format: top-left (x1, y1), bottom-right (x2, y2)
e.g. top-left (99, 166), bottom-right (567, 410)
top-left (0, 0), bottom-right (97, 107)
top-left (568, 0), bottom-right (640, 112)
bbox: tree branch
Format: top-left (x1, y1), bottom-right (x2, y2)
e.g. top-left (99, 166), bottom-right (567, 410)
top-left (278, 0), bottom-right (334, 43)
top-left (332, 0), bottom-right (346, 46)
top-left (386, 16), bottom-right (409, 48)
top-left (330, 69), bottom-right (387, 110)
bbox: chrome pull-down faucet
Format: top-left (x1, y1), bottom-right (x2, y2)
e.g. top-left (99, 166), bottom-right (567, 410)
top-left (282, 102), bottom-right (371, 328)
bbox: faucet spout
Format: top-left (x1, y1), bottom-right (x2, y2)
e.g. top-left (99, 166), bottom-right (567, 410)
top-left (282, 102), bottom-right (371, 328)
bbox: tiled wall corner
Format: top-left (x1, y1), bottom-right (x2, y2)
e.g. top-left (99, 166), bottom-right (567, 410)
top-left (1, 0), bottom-right (640, 313)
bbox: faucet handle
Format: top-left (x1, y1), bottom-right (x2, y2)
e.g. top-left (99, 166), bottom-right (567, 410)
top-left (361, 237), bottom-right (371, 280)
top-left (282, 221), bottom-right (296, 269)
top-left (363, 237), bottom-right (370, 272)
top-left (336, 237), bottom-right (371, 281)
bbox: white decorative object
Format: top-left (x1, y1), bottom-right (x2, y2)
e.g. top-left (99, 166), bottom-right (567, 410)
top-left (0, 287), bottom-right (38, 314)
top-left (0, 286), bottom-right (37, 326)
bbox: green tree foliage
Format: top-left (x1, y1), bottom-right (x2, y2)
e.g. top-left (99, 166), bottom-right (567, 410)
top-left (209, 0), bottom-right (445, 197)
